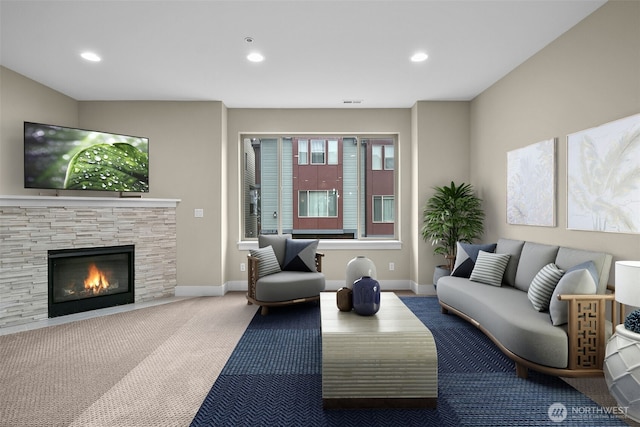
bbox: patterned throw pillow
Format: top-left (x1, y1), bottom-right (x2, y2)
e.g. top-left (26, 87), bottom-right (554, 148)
top-left (282, 239), bottom-right (319, 272)
top-left (249, 245), bottom-right (282, 278)
top-left (469, 251), bottom-right (511, 287)
top-left (451, 242), bottom-right (498, 278)
top-left (527, 263), bottom-right (565, 312)
top-left (549, 261), bottom-right (598, 326)
top-left (258, 234), bottom-right (291, 268)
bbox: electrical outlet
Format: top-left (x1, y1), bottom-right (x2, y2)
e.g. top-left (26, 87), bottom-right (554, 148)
top-left (389, 262), bottom-right (395, 271)
top-left (240, 263), bottom-right (246, 272)
top-left (194, 208), bottom-right (204, 218)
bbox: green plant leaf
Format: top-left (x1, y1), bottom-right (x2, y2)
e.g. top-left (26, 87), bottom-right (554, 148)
top-left (64, 143), bottom-right (149, 192)
top-left (422, 181), bottom-right (485, 261)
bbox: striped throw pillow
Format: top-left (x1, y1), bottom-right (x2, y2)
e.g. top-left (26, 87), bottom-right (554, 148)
top-left (469, 251), bottom-right (511, 287)
top-left (250, 245), bottom-right (282, 278)
top-left (451, 242), bottom-right (497, 278)
top-left (527, 263), bottom-right (565, 311)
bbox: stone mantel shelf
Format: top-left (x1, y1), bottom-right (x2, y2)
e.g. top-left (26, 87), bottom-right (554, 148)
top-left (0, 195), bottom-right (181, 208)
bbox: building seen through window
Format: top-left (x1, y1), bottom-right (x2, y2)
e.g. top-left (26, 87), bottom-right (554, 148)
top-left (242, 135), bottom-right (396, 239)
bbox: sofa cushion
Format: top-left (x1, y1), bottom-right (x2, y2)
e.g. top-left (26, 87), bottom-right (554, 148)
top-left (496, 238), bottom-right (525, 287)
top-left (283, 238), bottom-right (319, 272)
top-left (549, 261), bottom-right (598, 326)
top-left (527, 263), bottom-right (565, 311)
top-left (554, 247), bottom-right (612, 295)
top-left (514, 242), bottom-right (559, 292)
top-left (452, 242), bottom-right (497, 278)
top-left (255, 271), bottom-right (325, 302)
top-left (259, 234), bottom-right (291, 268)
top-left (249, 245), bottom-right (282, 278)
top-left (469, 251), bottom-right (510, 287)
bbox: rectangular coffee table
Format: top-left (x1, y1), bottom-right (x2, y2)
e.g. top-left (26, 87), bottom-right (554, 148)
top-left (320, 292), bottom-right (437, 409)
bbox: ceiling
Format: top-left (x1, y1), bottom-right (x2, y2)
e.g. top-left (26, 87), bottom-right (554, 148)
top-left (0, 0), bottom-right (607, 108)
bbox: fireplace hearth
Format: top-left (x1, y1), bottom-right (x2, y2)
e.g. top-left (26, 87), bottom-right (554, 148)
top-left (48, 245), bottom-right (135, 318)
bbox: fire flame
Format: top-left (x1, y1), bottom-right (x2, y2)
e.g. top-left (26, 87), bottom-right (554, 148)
top-left (84, 263), bottom-right (110, 294)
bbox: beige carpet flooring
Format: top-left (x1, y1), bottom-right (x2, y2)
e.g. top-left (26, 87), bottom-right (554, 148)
top-left (1, 292), bottom-right (636, 426)
top-left (0, 293), bottom-right (255, 427)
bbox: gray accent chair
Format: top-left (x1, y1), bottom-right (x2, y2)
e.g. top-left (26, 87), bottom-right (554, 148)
top-left (247, 234), bottom-right (325, 315)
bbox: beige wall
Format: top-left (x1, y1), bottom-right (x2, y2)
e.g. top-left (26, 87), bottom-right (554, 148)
top-left (0, 67), bottom-right (78, 194)
top-left (412, 101), bottom-right (471, 286)
top-left (78, 101), bottom-right (226, 286)
top-left (470, 0), bottom-right (640, 284)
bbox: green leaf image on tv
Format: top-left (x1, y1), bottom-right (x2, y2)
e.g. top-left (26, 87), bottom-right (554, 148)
top-left (64, 143), bottom-right (148, 192)
top-left (24, 122), bottom-right (149, 193)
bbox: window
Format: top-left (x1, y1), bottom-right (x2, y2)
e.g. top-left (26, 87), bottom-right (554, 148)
top-left (328, 139), bottom-right (338, 165)
top-left (372, 144), bottom-right (394, 170)
top-left (384, 145), bottom-right (394, 170)
top-left (299, 190), bottom-right (338, 217)
top-left (372, 145), bottom-right (382, 170)
top-left (298, 139), bottom-right (308, 165)
top-left (311, 139), bottom-right (325, 164)
top-left (373, 196), bottom-right (394, 222)
top-left (242, 135), bottom-right (396, 239)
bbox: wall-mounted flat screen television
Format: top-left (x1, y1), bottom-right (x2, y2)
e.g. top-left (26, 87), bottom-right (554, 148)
top-left (24, 122), bottom-right (149, 193)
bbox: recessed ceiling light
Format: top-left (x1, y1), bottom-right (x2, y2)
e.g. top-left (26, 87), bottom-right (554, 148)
top-left (410, 52), bottom-right (428, 62)
top-left (247, 52), bottom-right (264, 63)
top-left (81, 52), bottom-right (101, 62)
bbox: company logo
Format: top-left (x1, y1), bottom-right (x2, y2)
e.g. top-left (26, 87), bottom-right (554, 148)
top-left (548, 402), bottom-right (629, 422)
top-left (548, 402), bottom-right (568, 422)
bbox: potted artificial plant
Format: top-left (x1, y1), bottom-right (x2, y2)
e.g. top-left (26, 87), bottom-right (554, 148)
top-left (421, 181), bottom-right (485, 284)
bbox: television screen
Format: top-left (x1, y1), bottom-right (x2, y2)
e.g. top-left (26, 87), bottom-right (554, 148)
top-left (24, 122), bottom-right (149, 193)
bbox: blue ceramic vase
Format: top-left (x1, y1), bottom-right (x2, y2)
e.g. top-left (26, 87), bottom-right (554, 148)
top-left (352, 276), bottom-right (380, 316)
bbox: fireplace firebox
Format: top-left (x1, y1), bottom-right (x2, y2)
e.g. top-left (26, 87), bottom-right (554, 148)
top-left (48, 245), bottom-right (135, 318)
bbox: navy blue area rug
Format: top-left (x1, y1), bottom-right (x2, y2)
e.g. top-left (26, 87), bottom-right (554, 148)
top-left (191, 297), bottom-right (626, 426)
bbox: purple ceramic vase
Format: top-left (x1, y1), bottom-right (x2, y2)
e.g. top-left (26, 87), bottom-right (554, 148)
top-left (352, 276), bottom-right (380, 316)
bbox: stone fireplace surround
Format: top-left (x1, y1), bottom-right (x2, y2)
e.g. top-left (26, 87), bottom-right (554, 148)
top-left (0, 195), bottom-right (180, 329)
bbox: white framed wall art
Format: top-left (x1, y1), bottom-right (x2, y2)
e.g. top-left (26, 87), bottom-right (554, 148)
top-left (567, 113), bottom-right (640, 234)
top-left (507, 138), bottom-right (556, 227)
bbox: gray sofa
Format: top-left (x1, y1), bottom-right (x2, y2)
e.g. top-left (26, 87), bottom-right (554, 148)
top-left (437, 238), bottom-right (615, 378)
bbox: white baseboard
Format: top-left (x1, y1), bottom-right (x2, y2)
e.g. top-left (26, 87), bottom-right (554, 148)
top-left (412, 282), bottom-right (437, 296)
top-left (174, 285), bottom-right (226, 297)
top-left (174, 280), bottom-right (437, 297)
top-left (325, 279), bottom-right (412, 292)
top-left (225, 280), bottom-right (248, 292)
top-left (327, 279), bottom-right (436, 296)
